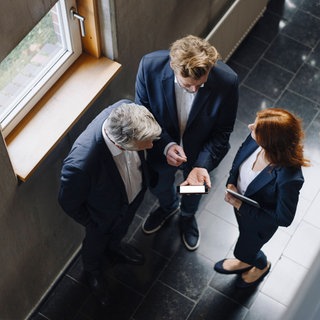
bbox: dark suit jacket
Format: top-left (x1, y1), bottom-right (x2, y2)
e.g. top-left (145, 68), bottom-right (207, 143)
top-left (227, 134), bottom-right (304, 228)
top-left (58, 100), bottom-right (147, 231)
top-left (135, 50), bottom-right (239, 173)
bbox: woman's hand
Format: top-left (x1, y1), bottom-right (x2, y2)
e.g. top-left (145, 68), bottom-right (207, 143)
top-left (225, 184), bottom-right (242, 210)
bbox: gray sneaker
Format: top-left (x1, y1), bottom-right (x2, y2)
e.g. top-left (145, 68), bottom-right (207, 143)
top-left (142, 207), bottom-right (180, 234)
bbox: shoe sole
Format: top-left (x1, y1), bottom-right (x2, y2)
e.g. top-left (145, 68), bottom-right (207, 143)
top-left (182, 230), bottom-right (201, 251)
top-left (142, 207), bottom-right (180, 234)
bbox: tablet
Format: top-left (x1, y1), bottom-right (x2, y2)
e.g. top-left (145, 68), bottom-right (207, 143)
top-left (226, 188), bottom-right (260, 208)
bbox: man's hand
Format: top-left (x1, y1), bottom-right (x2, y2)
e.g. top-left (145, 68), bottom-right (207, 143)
top-left (180, 167), bottom-right (211, 188)
top-left (166, 144), bottom-right (187, 167)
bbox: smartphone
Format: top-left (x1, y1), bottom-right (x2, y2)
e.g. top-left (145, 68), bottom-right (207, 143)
top-left (177, 185), bottom-right (208, 194)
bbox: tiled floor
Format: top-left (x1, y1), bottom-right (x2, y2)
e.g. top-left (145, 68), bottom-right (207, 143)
top-left (29, 0), bottom-right (320, 319)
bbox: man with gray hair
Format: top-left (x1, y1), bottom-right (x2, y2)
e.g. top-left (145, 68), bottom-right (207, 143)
top-left (58, 99), bottom-right (161, 307)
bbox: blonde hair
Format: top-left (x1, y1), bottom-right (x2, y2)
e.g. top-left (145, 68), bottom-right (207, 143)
top-left (169, 35), bottom-right (220, 79)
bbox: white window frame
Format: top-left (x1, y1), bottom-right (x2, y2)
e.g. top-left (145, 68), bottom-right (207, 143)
top-left (1, 0), bottom-right (82, 137)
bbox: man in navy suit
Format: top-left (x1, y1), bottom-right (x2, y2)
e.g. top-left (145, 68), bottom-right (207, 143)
top-left (58, 100), bottom-right (161, 306)
top-left (135, 35), bottom-right (239, 250)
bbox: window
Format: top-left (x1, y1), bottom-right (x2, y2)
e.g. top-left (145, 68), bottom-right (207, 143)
top-left (0, 0), bottom-right (82, 137)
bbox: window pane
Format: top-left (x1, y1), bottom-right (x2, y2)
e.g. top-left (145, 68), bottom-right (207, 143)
top-left (0, 3), bottom-right (67, 123)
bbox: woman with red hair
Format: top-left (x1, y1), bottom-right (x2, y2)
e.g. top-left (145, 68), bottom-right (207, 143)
top-left (214, 108), bottom-right (310, 288)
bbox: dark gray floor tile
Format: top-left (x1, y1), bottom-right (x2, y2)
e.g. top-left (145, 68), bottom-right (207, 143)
top-left (38, 276), bottom-right (90, 320)
top-left (135, 189), bottom-right (159, 220)
top-left (229, 36), bottom-right (268, 69)
top-left (305, 113), bottom-right (320, 162)
top-left (301, 0), bottom-right (320, 18)
top-left (188, 287), bottom-right (248, 320)
top-left (244, 59), bottom-right (294, 100)
top-left (250, 10), bottom-right (282, 43)
top-left (227, 60), bottom-right (250, 84)
top-left (267, 0), bottom-right (301, 21)
top-left (264, 34), bottom-right (311, 73)
top-left (306, 42), bottom-right (320, 69)
top-left (289, 64), bottom-right (320, 104)
top-left (281, 9), bottom-right (320, 48)
top-left (66, 255), bottom-right (87, 285)
top-left (79, 276), bottom-right (143, 320)
top-left (108, 249), bottom-right (168, 295)
top-left (134, 282), bottom-right (194, 320)
top-left (28, 314), bottom-right (48, 320)
top-left (244, 293), bottom-right (286, 320)
top-left (160, 249), bottom-right (214, 300)
top-left (133, 214), bottom-right (181, 259)
top-left (72, 313), bottom-right (91, 320)
top-left (236, 86), bottom-right (274, 124)
top-left (275, 90), bottom-right (319, 129)
top-left (210, 272), bottom-right (258, 309)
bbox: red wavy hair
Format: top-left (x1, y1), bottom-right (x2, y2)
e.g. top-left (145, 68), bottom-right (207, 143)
top-left (254, 108), bottom-right (310, 167)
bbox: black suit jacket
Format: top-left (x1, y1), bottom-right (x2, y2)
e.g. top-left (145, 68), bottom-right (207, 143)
top-left (135, 50), bottom-right (239, 173)
top-left (228, 134), bottom-right (304, 228)
top-left (58, 100), bottom-right (148, 232)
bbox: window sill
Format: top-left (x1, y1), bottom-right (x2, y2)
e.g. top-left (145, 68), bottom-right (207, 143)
top-left (5, 53), bottom-right (121, 182)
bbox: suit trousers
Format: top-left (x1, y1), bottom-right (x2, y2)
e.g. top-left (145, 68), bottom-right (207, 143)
top-left (233, 209), bottom-right (277, 269)
top-left (82, 190), bottom-right (145, 275)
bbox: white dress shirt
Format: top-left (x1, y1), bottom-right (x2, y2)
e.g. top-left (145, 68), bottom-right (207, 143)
top-left (237, 147), bottom-right (262, 195)
top-left (102, 120), bottom-right (142, 203)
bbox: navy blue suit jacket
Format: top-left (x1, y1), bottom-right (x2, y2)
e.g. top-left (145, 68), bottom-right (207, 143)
top-left (227, 134), bottom-right (304, 228)
top-left (135, 50), bottom-right (239, 173)
top-left (58, 100), bottom-right (147, 231)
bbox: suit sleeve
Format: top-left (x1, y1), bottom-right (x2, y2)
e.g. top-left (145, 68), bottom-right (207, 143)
top-left (58, 164), bottom-right (91, 227)
top-left (135, 56), bottom-right (175, 152)
top-left (135, 56), bottom-right (150, 109)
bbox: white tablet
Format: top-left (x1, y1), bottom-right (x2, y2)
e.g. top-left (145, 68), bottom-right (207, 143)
top-left (226, 188), bottom-right (260, 208)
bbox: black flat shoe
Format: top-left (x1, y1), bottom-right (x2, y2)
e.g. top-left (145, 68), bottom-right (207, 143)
top-left (214, 259), bottom-right (253, 274)
top-left (111, 242), bottom-right (145, 265)
top-left (236, 263), bottom-right (271, 288)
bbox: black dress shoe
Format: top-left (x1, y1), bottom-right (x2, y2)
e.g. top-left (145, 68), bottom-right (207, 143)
top-left (180, 215), bottom-right (200, 251)
top-left (214, 259), bottom-right (253, 274)
top-left (236, 263), bottom-right (271, 288)
top-left (85, 272), bottom-right (111, 307)
top-left (111, 242), bottom-right (145, 265)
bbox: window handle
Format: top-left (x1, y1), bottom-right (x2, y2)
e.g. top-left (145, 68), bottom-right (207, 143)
top-left (70, 7), bottom-right (86, 37)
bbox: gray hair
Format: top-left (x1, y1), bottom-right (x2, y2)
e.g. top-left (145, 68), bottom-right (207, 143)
top-left (105, 102), bottom-right (161, 150)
